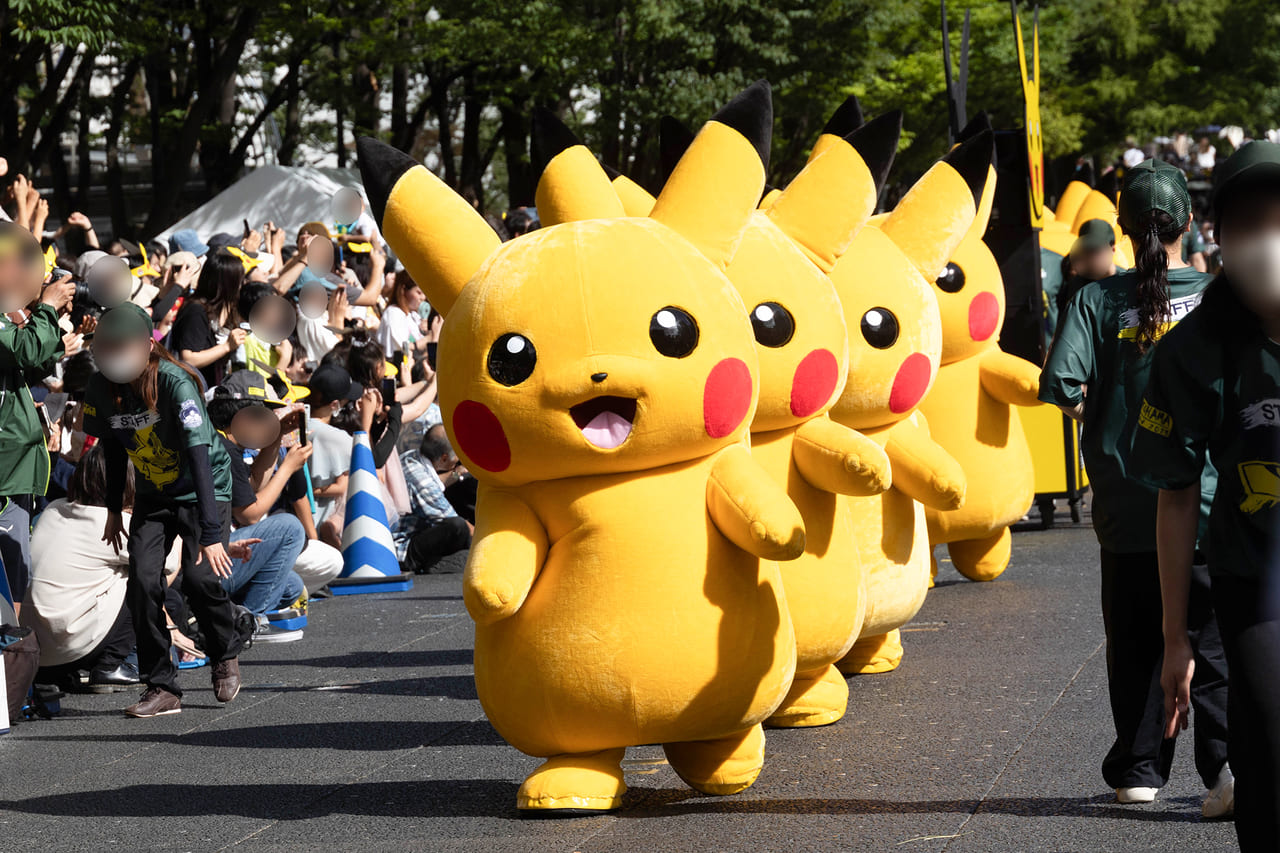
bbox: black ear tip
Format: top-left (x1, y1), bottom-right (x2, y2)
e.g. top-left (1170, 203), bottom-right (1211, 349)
top-left (823, 95), bottom-right (865, 137)
top-left (943, 129), bottom-right (995, 207)
top-left (356, 137), bottom-right (418, 225)
top-left (844, 111), bottom-right (903, 192)
top-left (957, 111), bottom-right (993, 143)
top-left (710, 80), bottom-right (774, 170)
top-left (530, 109), bottom-right (583, 178)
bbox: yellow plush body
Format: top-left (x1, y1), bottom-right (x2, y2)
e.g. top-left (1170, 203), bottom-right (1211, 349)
top-left (542, 112), bottom-right (902, 727)
top-left (912, 159), bottom-right (1043, 582)
top-left (359, 84), bottom-right (806, 813)
top-left (821, 135), bottom-right (991, 673)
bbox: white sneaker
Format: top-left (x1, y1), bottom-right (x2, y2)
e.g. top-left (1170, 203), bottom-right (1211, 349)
top-left (1116, 786), bottom-right (1159, 804)
top-left (1202, 765), bottom-right (1235, 819)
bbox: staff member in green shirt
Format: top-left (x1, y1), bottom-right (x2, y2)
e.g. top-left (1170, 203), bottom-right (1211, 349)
top-left (84, 305), bottom-right (251, 718)
top-left (1134, 141), bottom-right (1280, 851)
top-left (1040, 160), bottom-right (1231, 814)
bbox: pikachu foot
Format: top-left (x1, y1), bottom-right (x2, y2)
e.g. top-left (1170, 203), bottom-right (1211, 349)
top-left (837, 629), bottom-right (904, 675)
top-left (929, 550), bottom-right (939, 589)
top-left (766, 664), bottom-right (849, 728)
top-left (664, 724), bottom-right (765, 796)
top-left (516, 748), bottom-right (627, 814)
top-left (948, 527), bottom-right (1012, 582)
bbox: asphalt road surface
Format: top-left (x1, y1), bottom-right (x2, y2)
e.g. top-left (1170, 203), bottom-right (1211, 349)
top-left (1, 518), bottom-right (1240, 852)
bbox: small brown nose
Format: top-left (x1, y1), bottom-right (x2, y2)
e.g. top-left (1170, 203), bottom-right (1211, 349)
top-left (591, 372), bottom-right (608, 383)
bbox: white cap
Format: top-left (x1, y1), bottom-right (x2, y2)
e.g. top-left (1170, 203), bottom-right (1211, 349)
top-left (74, 249), bottom-right (108, 279)
top-left (1123, 148), bottom-right (1145, 169)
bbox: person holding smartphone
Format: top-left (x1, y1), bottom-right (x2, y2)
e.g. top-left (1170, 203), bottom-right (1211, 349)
top-left (1133, 141), bottom-right (1280, 850)
top-left (0, 222), bottom-right (75, 618)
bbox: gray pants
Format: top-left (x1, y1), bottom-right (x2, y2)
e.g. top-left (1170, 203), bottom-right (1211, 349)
top-left (0, 495), bottom-right (32, 605)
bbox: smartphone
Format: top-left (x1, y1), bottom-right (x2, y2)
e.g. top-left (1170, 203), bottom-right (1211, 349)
top-left (426, 341), bottom-right (438, 371)
top-left (381, 376), bottom-right (396, 408)
top-left (35, 402), bottom-right (53, 441)
top-left (299, 403), bottom-right (309, 447)
top-left (243, 218), bottom-right (251, 239)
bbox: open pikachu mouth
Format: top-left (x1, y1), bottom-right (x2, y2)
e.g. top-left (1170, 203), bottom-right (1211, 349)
top-left (570, 396), bottom-right (638, 450)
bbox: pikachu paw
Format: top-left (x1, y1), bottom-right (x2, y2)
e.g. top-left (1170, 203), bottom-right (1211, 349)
top-left (517, 750), bottom-right (626, 814)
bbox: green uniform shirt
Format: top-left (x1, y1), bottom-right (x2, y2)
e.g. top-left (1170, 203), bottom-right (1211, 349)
top-left (1039, 266), bottom-right (1216, 553)
top-left (1181, 216), bottom-right (1207, 263)
top-left (1041, 246), bottom-right (1065, 337)
top-left (1131, 295), bottom-right (1280, 580)
top-left (83, 360), bottom-right (233, 504)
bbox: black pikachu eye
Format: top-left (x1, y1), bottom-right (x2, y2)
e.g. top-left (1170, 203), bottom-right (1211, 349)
top-left (936, 262), bottom-right (966, 293)
top-left (488, 333), bottom-right (537, 385)
top-left (749, 302), bottom-right (795, 348)
top-left (649, 307), bottom-right (699, 358)
top-left (860, 308), bottom-right (899, 349)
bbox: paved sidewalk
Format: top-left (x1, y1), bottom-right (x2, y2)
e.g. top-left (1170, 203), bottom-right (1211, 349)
top-left (1, 524), bottom-right (1238, 852)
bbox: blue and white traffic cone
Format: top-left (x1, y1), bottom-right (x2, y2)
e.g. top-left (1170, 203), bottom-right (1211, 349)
top-left (331, 431), bottom-right (413, 595)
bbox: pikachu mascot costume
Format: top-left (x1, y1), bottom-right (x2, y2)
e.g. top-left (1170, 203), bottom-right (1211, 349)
top-left (357, 82), bottom-right (807, 814)
top-left (824, 114), bottom-right (990, 675)
top-left (547, 108), bottom-right (904, 726)
top-left (911, 115), bottom-right (1044, 582)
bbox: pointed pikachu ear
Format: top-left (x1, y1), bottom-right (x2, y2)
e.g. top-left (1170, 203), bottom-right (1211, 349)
top-left (1072, 190), bottom-right (1119, 234)
top-left (659, 115), bottom-right (697, 187)
top-left (768, 111), bottom-right (902, 272)
top-left (650, 81), bottom-right (772, 268)
top-left (879, 129), bottom-right (992, 279)
top-left (531, 109), bottom-right (626, 226)
top-left (809, 95), bottom-right (865, 163)
top-left (953, 111), bottom-right (997, 237)
top-left (602, 165), bottom-right (656, 216)
top-left (357, 137), bottom-right (498, 317)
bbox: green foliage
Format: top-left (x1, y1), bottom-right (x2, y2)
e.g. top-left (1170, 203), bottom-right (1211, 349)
top-left (10, 0), bottom-right (1280, 221)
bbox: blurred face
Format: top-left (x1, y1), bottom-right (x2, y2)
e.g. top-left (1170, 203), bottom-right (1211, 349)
top-left (1072, 245), bottom-right (1116, 281)
top-left (229, 404), bottom-right (281, 449)
top-left (86, 256), bottom-right (133, 309)
top-left (0, 223), bottom-right (44, 312)
top-left (1219, 188), bottom-right (1280, 315)
top-left (92, 334), bottom-right (153, 384)
top-left (298, 282), bottom-right (328, 320)
top-left (404, 284), bottom-right (424, 312)
top-left (248, 293), bottom-right (297, 344)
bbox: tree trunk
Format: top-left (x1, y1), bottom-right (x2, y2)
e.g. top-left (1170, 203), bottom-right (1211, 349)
top-left (428, 72), bottom-right (457, 188)
top-left (458, 72), bottom-right (483, 203)
top-left (106, 60), bottom-right (142, 239)
top-left (278, 57), bottom-right (303, 166)
top-left (499, 102), bottom-right (532, 207)
top-left (391, 62), bottom-right (409, 149)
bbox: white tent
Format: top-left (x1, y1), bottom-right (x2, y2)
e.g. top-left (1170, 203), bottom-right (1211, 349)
top-left (152, 165), bottom-right (376, 248)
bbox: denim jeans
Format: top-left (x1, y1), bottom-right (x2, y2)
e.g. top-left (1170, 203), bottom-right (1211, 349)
top-left (224, 513), bottom-right (306, 616)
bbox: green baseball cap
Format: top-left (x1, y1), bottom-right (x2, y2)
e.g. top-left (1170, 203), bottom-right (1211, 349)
top-left (95, 302), bottom-right (154, 342)
top-left (1073, 218), bottom-right (1116, 252)
top-left (1117, 158), bottom-right (1190, 234)
top-left (1212, 140), bottom-right (1280, 225)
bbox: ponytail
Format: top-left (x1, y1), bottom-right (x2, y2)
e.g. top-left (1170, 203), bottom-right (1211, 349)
top-left (1131, 210), bottom-right (1184, 352)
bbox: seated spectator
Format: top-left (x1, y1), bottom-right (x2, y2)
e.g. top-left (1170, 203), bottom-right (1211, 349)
top-left (209, 372), bottom-right (319, 641)
top-left (302, 362), bottom-right (361, 547)
top-left (21, 447), bottom-right (178, 691)
top-left (394, 428), bottom-right (472, 575)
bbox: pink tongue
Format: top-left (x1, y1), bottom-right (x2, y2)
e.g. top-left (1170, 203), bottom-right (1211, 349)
top-left (582, 410), bottom-right (633, 449)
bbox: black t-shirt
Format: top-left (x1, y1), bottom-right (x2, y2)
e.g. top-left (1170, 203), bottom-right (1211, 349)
top-left (169, 301), bottom-right (221, 387)
top-left (219, 435), bottom-right (307, 515)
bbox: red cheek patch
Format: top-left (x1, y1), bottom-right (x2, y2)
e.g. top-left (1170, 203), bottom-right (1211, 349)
top-left (704, 358), bottom-right (753, 438)
top-left (889, 353), bottom-right (932, 414)
top-left (790, 348), bottom-right (839, 418)
top-left (968, 291), bottom-right (1000, 341)
top-left (452, 400), bottom-right (511, 472)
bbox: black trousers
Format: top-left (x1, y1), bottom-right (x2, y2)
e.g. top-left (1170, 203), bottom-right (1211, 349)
top-left (127, 498), bottom-right (243, 697)
top-left (1099, 549), bottom-right (1229, 789)
top-left (404, 517), bottom-right (471, 574)
top-left (1212, 575), bottom-right (1280, 852)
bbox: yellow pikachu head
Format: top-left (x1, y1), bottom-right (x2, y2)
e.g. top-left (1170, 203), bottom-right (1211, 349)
top-left (828, 131), bottom-right (989, 430)
top-left (358, 83), bottom-right (772, 488)
top-left (542, 108), bottom-right (900, 434)
top-left (932, 116), bottom-right (1005, 363)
